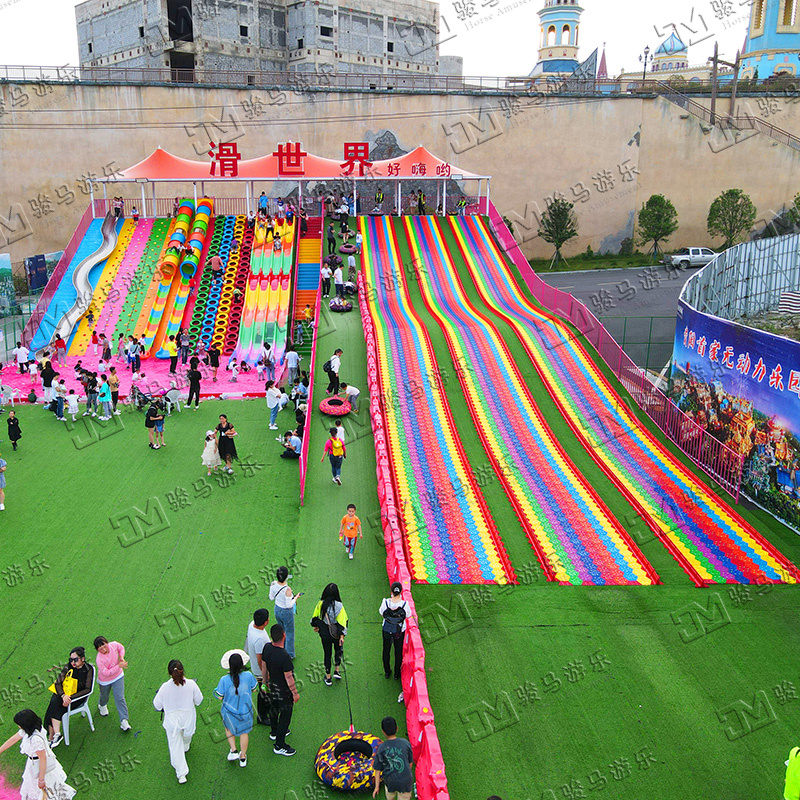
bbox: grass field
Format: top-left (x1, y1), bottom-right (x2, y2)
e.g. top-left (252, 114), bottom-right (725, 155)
top-left (1, 215), bottom-right (798, 800)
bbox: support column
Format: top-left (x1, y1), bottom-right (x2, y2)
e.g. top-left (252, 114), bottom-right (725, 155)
top-left (101, 182), bottom-right (107, 218)
top-left (476, 180), bottom-right (482, 214)
top-left (141, 183), bottom-right (147, 218)
top-left (193, 182), bottom-right (198, 204)
top-left (486, 179), bottom-right (490, 214)
top-left (151, 183), bottom-right (156, 218)
top-left (396, 181), bottom-right (401, 216)
top-left (442, 180), bottom-right (447, 217)
top-left (353, 178), bottom-right (357, 218)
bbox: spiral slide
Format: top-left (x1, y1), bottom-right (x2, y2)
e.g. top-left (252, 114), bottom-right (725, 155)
top-left (360, 215), bottom-right (514, 585)
top-left (29, 214), bottom-right (119, 353)
top-left (451, 214), bottom-right (798, 585)
top-left (403, 216), bottom-right (657, 586)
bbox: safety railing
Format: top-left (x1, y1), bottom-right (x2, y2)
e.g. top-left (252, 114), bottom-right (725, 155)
top-left (19, 204), bottom-right (96, 350)
top-left (486, 201), bottom-right (744, 501)
top-left (357, 271), bottom-right (449, 800)
top-left (299, 210), bottom-right (325, 506)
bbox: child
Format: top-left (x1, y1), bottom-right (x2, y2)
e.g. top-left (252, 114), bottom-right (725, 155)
top-left (355, 231), bottom-right (363, 254)
top-left (304, 304), bottom-right (314, 329)
top-left (339, 503), bottom-right (363, 560)
top-left (91, 330), bottom-right (99, 354)
top-left (7, 410), bottom-right (21, 451)
top-left (28, 359), bottom-right (39, 385)
top-left (117, 335), bottom-right (126, 362)
top-left (239, 360), bottom-right (251, 374)
top-left (98, 358), bottom-right (107, 373)
top-left (256, 359), bottom-right (264, 380)
top-left (340, 382), bottom-right (360, 413)
top-left (334, 418), bottom-right (346, 443)
top-left (67, 389), bottom-right (80, 422)
top-left (132, 205), bottom-right (140, 222)
top-left (229, 362), bottom-right (239, 383)
top-left (294, 320), bottom-right (304, 346)
top-left (201, 430), bottom-right (222, 476)
top-left (74, 361), bottom-right (83, 380)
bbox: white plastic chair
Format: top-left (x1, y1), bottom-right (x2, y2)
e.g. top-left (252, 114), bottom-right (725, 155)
top-left (0, 385), bottom-right (17, 407)
top-left (62, 665), bottom-right (96, 746)
top-left (165, 388), bottom-right (182, 415)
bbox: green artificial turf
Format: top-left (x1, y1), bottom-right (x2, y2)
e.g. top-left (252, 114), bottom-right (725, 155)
top-left (389, 217), bottom-right (800, 799)
top-left (0, 299), bottom-right (401, 800)
top-left (2, 216), bottom-right (799, 800)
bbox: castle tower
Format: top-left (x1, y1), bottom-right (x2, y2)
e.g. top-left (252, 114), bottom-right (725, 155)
top-left (651, 31), bottom-right (689, 74)
top-left (530, 0), bottom-right (583, 76)
top-left (741, 0), bottom-right (800, 79)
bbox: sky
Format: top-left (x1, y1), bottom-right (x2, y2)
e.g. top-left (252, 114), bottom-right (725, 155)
top-left (0, 0), bottom-right (752, 77)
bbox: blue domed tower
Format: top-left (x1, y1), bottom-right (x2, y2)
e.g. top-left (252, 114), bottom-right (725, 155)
top-left (530, 0), bottom-right (583, 76)
top-left (741, 0), bottom-right (800, 78)
top-left (652, 31), bottom-right (689, 74)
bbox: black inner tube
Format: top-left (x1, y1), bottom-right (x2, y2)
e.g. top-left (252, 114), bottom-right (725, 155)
top-left (333, 738), bottom-right (375, 759)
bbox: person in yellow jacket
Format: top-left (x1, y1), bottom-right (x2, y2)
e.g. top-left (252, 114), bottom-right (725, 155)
top-left (310, 583), bottom-right (349, 686)
top-left (786, 747), bottom-right (800, 799)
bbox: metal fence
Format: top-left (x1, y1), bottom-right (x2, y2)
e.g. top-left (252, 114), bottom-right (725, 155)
top-left (680, 233), bottom-right (800, 320)
top-left (599, 316), bottom-right (676, 373)
top-left (487, 202), bottom-right (744, 501)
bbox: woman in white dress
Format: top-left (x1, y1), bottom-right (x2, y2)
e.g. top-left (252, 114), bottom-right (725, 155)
top-left (0, 709), bottom-right (76, 799)
top-left (152, 660), bottom-right (203, 784)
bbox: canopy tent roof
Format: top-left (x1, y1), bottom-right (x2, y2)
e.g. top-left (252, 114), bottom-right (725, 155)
top-left (106, 145), bottom-right (490, 182)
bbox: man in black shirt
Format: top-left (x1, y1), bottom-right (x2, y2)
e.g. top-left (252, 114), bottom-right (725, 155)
top-left (145, 402), bottom-right (160, 449)
top-left (207, 345), bottom-right (220, 383)
top-left (261, 624), bottom-right (298, 756)
top-left (186, 365), bottom-right (202, 409)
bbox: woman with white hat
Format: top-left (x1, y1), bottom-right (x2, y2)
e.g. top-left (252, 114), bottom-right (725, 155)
top-left (214, 649), bottom-right (258, 768)
top-left (152, 660), bottom-right (203, 784)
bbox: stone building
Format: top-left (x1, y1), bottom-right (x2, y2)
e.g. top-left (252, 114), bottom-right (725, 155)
top-left (75, 0), bottom-right (447, 77)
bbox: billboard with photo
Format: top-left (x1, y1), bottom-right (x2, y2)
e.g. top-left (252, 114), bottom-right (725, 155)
top-left (670, 300), bottom-right (800, 530)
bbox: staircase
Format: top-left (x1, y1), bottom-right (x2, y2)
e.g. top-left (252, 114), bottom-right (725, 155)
top-left (656, 80), bottom-right (800, 152)
top-left (292, 217), bottom-right (322, 361)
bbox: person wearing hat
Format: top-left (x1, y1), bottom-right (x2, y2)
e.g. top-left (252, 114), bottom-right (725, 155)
top-left (214, 649), bottom-right (258, 768)
top-left (379, 583), bottom-right (410, 685)
top-left (152, 660), bottom-right (203, 784)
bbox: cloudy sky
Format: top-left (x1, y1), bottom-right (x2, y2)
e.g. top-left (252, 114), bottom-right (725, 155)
top-left (0, 0), bottom-right (751, 77)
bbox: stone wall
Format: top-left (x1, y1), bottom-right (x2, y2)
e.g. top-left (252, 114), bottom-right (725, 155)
top-left (1, 82), bottom-right (799, 271)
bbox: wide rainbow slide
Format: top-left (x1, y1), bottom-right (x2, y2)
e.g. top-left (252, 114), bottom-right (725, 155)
top-left (402, 216), bottom-right (658, 586)
top-left (449, 214), bottom-right (798, 585)
top-left (360, 215), bottom-right (514, 585)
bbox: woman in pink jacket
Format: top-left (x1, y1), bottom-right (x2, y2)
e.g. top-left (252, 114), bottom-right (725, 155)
top-left (93, 637), bottom-right (131, 731)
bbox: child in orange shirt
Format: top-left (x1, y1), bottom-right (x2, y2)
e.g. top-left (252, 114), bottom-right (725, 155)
top-left (339, 503), bottom-right (363, 560)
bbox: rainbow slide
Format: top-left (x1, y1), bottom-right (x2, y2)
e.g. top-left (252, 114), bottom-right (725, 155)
top-left (360, 215), bottom-right (514, 585)
top-left (235, 219), bottom-right (294, 364)
top-left (403, 216), bottom-right (657, 586)
top-left (451, 214), bottom-right (798, 585)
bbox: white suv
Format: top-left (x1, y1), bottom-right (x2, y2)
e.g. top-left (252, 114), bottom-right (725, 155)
top-left (667, 247), bottom-right (718, 270)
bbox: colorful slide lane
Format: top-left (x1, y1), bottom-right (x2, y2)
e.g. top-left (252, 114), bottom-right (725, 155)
top-left (360, 215), bottom-right (514, 585)
top-left (453, 215), bottom-right (798, 585)
top-left (403, 216), bottom-right (656, 586)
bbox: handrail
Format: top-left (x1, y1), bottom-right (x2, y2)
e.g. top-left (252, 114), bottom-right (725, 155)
top-left (655, 79), bottom-right (800, 151)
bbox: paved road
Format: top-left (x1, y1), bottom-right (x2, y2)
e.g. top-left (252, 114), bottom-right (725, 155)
top-left (541, 263), bottom-right (691, 319)
top-left (540, 263), bottom-right (694, 372)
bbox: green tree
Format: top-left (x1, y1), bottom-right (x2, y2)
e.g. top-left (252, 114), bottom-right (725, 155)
top-left (636, 194), bottom-right (679, 259)
top-left (707, 189), bottom-right (758, 250)
top-left (538, 198), bottom-right (578, 268)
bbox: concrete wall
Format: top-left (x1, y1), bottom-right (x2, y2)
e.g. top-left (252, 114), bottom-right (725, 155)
top-left (1, 83), bottom-right (800, 271)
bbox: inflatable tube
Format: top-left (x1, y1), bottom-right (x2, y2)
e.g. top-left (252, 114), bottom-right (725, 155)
top-left (319, 397), bottom-right (352, 416)
top-left (315, 731), bottom-right (381, 791)
top-left (339, 244), bottom-right (357, 254)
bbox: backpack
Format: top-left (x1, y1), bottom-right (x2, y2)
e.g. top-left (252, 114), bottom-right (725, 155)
top-left (323, 359), bottom-right (332, 373)
top-left (382, 602), bottom-right (408, 638)
top-left (330, 438), bottom-right (344, 457)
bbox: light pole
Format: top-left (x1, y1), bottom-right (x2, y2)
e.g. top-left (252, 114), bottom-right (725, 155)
top-left (640, 45), bottom-right (651, 85)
